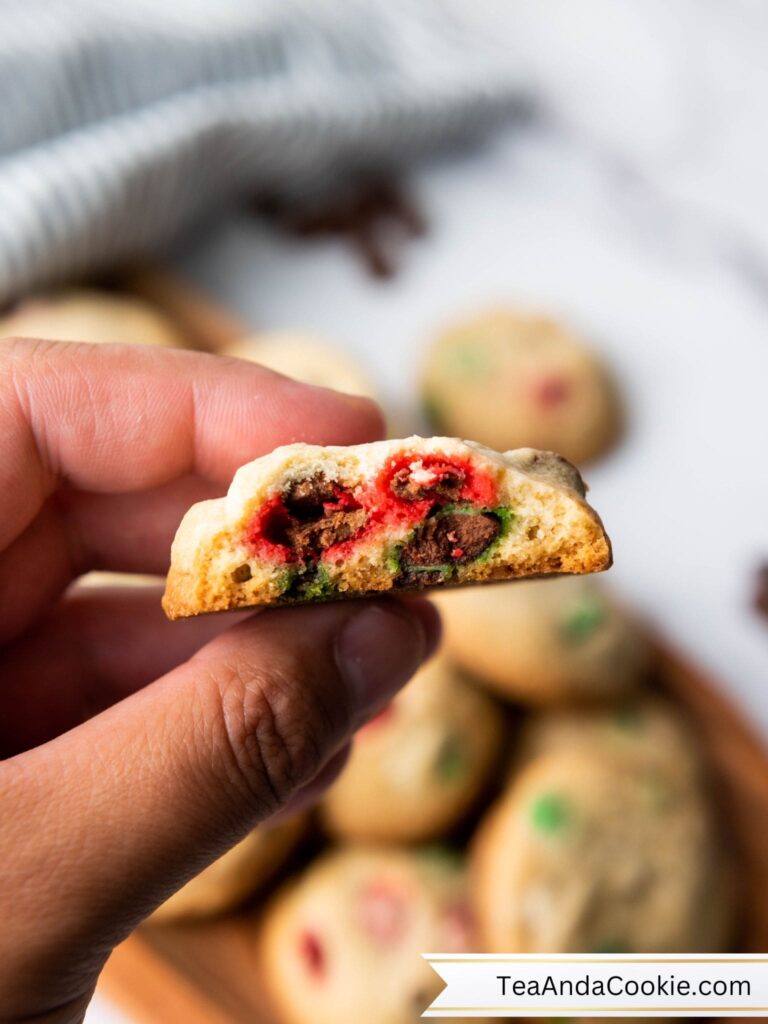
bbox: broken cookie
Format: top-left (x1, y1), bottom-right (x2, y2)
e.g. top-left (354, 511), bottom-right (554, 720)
top-left (162, 436), bottom-right (612, 618)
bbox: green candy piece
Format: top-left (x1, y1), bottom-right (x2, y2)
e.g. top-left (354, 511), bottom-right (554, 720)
top-left (435, 734), bottom-right (468, 783)
top-left (477, 505), bottom-right (515, 560)
top-left (281, 564), bottom-right (337, 601)
top-left (530, 792), bottom-right (570, 834)
top-left (385, 544), bottom-right (404, 576)
top-left (639, 771), bottom-right (674, 811)
top-left (612, 702), bottom-right (644, 733)
top-left (591, 940), bottom-right (627, 954)
top-left (432, 503), bottom-right (515, 565)
top-left (416, 845), bottom-right (464, 869)
top-left (422, 393), bottom-right (445, 429)
top-left (560, 597), bottom-right (607, 644)
top-left (301, 565), bottom-right (336, 601)
top-left (276, 566), bottom-right (302, 597)
top-left (447, 343), bottom-right (490, 378)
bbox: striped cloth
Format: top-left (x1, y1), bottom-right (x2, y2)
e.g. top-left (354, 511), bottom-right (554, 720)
top-left (0, 0), bottom-right (524, 304)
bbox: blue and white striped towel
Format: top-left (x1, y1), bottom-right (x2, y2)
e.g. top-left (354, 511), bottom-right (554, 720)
top-left (0, 0), bottom-right (524, 304)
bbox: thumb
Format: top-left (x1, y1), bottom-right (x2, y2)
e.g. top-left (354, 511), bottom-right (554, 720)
top-left (0, 597), bottom-right (438, 1019)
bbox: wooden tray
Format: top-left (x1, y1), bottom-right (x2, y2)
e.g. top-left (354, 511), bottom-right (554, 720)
top-left (95, 270), bottom-right (768, 1023)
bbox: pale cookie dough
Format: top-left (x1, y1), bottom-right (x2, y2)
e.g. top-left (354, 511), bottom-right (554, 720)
top-left (471, 750), bottom-right (733, 954)
top-left (150, 816), bottom-right (306, 922)
top-left (422, 308), bottom-right (621, 465)
top-left (0, 288), bottom-right (186, 347)
top-left (223, 332), bottom-right (375, 398)
top-left (258, 846), bottom-right (475, 1024)
top-left (435, 575), bottom-right (648, 705)
top-left (320, 656), bottom-right (506, 842)
top-left (162, 437), bottom-right (611, 618)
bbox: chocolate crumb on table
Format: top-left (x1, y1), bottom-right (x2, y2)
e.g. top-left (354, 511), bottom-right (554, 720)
top-left (251, 178), bottom-right (427, 280)
top-left (754, 562), bottom-right (768, 622)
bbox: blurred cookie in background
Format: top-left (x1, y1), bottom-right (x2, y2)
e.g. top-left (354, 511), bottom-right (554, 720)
top-left (517, 696), bottom-right (705, 787)
top-left (223, 332), bottom-right (376, 399)
top-left (258, 846), bottom-right (474, 1024)
top-left (151, 816), bottom-right (306, 923)
top-left (471, 750), bottom-right (734, 954)
top-left (422, 308), bottom-right (621, 465)
top-left (435, 577), bottom-right (651, 706)
top-left (0, 288), bottom-right (186, 347)
top-left (320, 657), bottom-right (506, 843)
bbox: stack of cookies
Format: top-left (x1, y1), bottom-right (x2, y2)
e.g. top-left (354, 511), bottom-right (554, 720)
top-left (144, 572), bottom-right (734, 1024)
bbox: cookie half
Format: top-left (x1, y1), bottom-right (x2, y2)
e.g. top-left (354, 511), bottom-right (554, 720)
top-left (163, 437), bottom-right (611, 618)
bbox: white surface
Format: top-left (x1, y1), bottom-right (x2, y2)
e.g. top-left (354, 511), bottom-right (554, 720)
top-left (89, 2), bottom-right (768, 1021)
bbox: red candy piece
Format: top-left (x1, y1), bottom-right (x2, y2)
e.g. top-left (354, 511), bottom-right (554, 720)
top-left (441, 901), bottom-right (474, 953)
top-left (245, 451), bottom-right (499, 563)
top-left (358, 877), bottom-right (409, 945)
top-left (378, 453), bottom-right (498, 515)
top-left (246, 495), bottom-right (295, 562)
top-left (445, 527), bottom-right (465, 560)
top-left (535, 376), bottom-right (570, 408)
top-left (299, 929), bottom-right (326, 978)
top-left (325, 488), bottom-right (362, 512)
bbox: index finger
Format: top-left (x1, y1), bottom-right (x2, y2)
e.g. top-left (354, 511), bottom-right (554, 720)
top-left (0, 338), bottom-right (384, 551)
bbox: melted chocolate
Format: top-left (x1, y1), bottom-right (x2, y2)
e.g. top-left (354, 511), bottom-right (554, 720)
top-left (401, 512), bottom-right (500, 567)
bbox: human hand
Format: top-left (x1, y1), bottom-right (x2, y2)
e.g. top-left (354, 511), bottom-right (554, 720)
top-left (0, 338), bottom-right (439, 1023)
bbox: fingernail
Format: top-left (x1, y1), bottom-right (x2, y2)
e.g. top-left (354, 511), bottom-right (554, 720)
top-left (395, 596), bottom-right (442, 660)
top-left (335, 602), bottom-right (428, 719)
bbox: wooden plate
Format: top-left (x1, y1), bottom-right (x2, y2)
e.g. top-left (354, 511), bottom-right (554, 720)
top-left (95, 270), bottom-right (768, 1023)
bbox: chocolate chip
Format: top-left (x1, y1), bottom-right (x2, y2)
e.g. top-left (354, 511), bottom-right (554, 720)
top-left (390, 467), bottom-right (464, 502)
top-left (401, 512), bottom-right (500, 567)
top-left (284, 474), bottom-right (338, 519)
top-left (231, 563), bottom-right (252, 583)
top-left (394, 567), bottom-right (447, 589)
top-left (275, 475), bottom-right (369, 558)
top-left (288, 508), bottom-right (368, 553)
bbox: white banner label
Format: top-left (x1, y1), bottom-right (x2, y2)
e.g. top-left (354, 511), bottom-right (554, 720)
top-left (422, 954), bottom-right (768, 1017)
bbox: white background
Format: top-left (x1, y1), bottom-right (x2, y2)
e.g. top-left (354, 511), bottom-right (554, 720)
top-left (89, 2), bottom-right (768, 1020)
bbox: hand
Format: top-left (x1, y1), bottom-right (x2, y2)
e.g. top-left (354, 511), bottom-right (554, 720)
top-left (0, 338), bottom-right (439, 1024)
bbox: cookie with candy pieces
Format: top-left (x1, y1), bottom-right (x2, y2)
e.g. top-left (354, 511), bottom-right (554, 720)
top-left (320, 656), bottom-right (505, 843)
top-left (422, 307), bottom-right (620, 466)
top-left (258, 846), bottom-right (474, 1024)
top-left (163, 436), bottom-right (611, 618)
